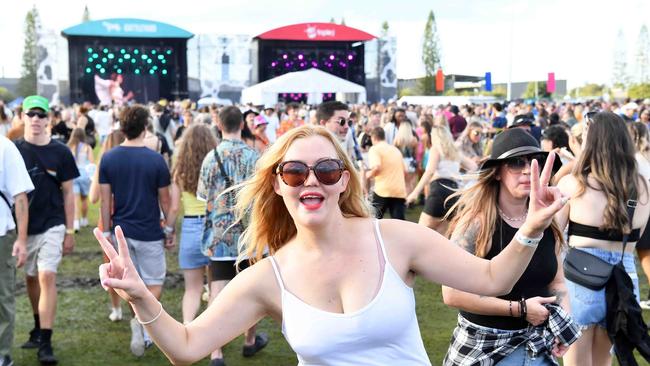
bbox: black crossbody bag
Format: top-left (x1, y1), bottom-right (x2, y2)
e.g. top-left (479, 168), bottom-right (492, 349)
top-left (563, 196), bottom-right (637, 291)
top-left (213, 149), bottom-right (235, 206)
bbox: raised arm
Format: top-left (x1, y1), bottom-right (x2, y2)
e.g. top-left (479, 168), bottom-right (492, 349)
top-left (94, 227), bottom-right (271, 365)
top-left (394, 153), bottom-right (567, 296)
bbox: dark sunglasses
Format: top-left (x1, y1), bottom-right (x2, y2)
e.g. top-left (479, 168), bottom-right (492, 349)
top-left (335, 117), bottom-right (351, 127)
top-left (26, 111), bottom-right (48, 119)
top-left (503, 154), bottom-right (546, 172)
top-left (276, 159), bottom-right (344, 187)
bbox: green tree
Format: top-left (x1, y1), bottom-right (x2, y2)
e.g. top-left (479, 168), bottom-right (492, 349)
top-left (329, 17), bottom-right (335, 23)
top-left (421, 10), bottom-right (442, 95)
top-left (381, 21), bottom-right (389, 37)
top-left (0, 87), bottom-right (14, 102)
top-left (340, 18), bottom-right (346, 26)
top-left (628, 83), bottom-right (650, 98)
top-left (568, 83), bottom-right (605, 98)
top-left (612, 29), bottom-right (629, 87)
top-left (522, 81), bottom-right (550, 99)
top-left (17, 6), bottom-right (40, 97)
top-left (82, 5), bottom-right (90, 22)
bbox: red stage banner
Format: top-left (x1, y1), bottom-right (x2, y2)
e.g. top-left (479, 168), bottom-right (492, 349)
top-left (256, 23), bottom-right (376, 41)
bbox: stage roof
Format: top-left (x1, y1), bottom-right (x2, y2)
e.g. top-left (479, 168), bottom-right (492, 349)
top-left (62, 18), bottom-right (193, 39)
top-left (255, 23), bottom-right (376, 42)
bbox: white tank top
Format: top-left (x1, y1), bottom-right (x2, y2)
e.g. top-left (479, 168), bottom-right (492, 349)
top-left (435, 158), bottom-right (461, 180)
top-left (269, 220), bottom-right (431, 366)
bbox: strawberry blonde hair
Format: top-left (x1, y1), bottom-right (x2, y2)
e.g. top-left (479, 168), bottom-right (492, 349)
top-left (235, 125), bottom-right (371, 264)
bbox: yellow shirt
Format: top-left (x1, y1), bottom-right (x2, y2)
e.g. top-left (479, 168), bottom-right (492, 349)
top-left (368, 141), bottom-right (407, 198)
top-left (182, 191), bottom-right (206, 216)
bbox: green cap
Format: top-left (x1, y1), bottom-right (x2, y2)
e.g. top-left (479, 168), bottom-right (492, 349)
top-left (22, 95), bottom-right (50, 113)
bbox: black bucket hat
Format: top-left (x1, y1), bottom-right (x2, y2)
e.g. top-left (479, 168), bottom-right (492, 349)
top-left (480, 128), bottom-right (563, 172)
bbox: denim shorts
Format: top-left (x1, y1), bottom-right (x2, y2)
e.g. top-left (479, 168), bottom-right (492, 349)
top-left (498, 343), bottom-right (554, 366)
top-left (178, 217), bottom-right (209, 270)
top-left (73, 176), bottom-right (91, 196)
top-left (565, 247), bottom-right (639, 329)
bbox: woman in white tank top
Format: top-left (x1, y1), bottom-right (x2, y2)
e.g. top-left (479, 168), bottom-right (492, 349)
top-left (95, 125), bottom-right (568, 365)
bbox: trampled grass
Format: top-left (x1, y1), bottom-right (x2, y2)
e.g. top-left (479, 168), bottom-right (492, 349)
top-left (9, 205), bottom-right (650, 365)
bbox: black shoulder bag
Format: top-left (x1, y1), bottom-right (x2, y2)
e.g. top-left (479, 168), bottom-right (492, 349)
top-left (563, 196), bottom-right (637, 290)
top-left (213, 149), bottom-right (235, 206)
top-left (0, 190), bottom-right (15, 223)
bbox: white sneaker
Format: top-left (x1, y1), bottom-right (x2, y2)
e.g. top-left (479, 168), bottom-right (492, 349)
top-left (109, 307), bottom-right (122, 322)
top-left (73, 220), bottom-right (80, 231)
top-left (80, 218), bottom-right (88, 227)
top-left (202, 284), bottom-right (210, 303)
top-left (130, 318), bottom-right (145, 357)
top-left (640, 300), bottom-right (650, 310)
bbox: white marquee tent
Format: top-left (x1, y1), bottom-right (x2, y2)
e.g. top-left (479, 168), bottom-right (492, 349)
top-left (241, 68), bottom-right (367, 105)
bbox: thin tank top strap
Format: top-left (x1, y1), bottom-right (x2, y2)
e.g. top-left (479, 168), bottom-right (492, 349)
top-left (268, 256), bottom-right (286, 291)
top-left (372, 219), bottom-right (389, 264)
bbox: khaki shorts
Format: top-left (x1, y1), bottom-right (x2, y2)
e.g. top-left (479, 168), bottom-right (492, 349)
top-left (25, 224), bottom-right (65, 276)
top-left (111, 235), bottom-right (166, 286)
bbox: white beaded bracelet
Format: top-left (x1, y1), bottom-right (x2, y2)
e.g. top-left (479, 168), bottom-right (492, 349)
top-left (514, 230), bottom-right (544, 248)
top-left (137, 301), bottom-right (164, 325)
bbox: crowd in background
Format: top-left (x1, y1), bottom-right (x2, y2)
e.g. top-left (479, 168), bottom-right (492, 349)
top-left (3, 94), bottom-right (650, 366)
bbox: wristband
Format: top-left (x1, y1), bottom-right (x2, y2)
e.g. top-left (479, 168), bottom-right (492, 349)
top-left (508, 301), bottom-right (513, 317)
top-left (136, 301), bottom-right (164, 325)
top-left (520, 298), bottom-right (527, 320)
top-left (65, 228), bottom-right (75, 235)
top-left (515, 230), bottom-right (543, 248)
top-left (163, 225), bottom-right (175, 235)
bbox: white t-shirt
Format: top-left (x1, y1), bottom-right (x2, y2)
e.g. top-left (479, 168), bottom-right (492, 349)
top-left (0, 135), bottom-right (34, 236)
top-left (94, 110), bottom-right (112, 137)
top-left (264, 114), bottom-right (280, 144)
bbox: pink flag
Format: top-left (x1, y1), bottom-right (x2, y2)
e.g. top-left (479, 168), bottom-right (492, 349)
top-left (547, 73), bottom-right (556, 93)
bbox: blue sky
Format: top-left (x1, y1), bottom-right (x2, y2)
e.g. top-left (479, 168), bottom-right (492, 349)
top-left (2, 0), bottom-right (649, 88)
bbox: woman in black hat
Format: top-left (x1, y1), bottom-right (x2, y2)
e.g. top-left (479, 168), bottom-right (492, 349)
top-left (442, 128), bottom-right (577, 366)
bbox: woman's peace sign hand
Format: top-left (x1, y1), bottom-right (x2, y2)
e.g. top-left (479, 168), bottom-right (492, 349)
top-left (94, 226), bottom-right (149, 303)
top-left (522, 152), bottom-right (569, 236)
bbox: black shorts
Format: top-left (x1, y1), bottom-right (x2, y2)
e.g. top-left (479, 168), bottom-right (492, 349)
top-left (209, 259), bottom-right (252, 281)
top-left (423, 178), bottom-right (459, 218)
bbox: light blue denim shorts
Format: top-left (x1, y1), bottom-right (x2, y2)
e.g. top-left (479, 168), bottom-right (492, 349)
top-left (565, 247), bottom-right (639, 329)
top-left (178, 217), bottom-right (209, 270)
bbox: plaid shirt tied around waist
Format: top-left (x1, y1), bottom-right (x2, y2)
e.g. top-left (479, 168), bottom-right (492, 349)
top-left (444, 303), bottom-right (581, 366)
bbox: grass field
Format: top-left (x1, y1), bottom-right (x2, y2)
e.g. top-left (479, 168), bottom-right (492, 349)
top-left (9, 204), bottom-right (650, 365)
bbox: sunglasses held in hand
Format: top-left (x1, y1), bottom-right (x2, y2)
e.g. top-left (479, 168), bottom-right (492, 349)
top-left (276, 159), bottom-right (345, 186)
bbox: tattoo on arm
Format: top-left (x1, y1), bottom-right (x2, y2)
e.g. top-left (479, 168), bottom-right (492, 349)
top-left (451, 221), bottom-right (479, 255)
top-left (550, 289), bottom-right (566, 304)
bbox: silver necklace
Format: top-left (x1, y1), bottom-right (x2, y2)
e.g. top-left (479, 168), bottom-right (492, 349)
top-left (497, 206), bottom-right (527, 222)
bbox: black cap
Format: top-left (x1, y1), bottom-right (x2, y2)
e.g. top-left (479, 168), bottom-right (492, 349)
top-left (509, 114), bottom-right (535, 128)
top-left (480, 128), bottom-right (562, 172)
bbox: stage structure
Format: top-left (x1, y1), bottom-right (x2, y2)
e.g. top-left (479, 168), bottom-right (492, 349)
top-left (62, 18), bottom-right (193, 104)
top-left (251, 23), bottom-right (375, 103)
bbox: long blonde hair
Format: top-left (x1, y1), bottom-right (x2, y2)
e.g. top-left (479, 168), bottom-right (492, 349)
top-left (430, 125), bottom-right (460, 161)
top-left (67, 128), bottom-right (87, 157)
top-left (235, 125), bottom-right (371, 263)
top-left (446, 167), bottom-right (564, 257)
top-left (393, 121), bottom-right (416, 150)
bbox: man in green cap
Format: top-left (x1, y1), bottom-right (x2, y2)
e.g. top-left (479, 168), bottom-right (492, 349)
top-left (14, 95), bottom-right (79, 365)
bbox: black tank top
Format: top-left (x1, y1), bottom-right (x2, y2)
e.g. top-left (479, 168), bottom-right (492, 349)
top-left (460, 217), bottom-right (558, 330)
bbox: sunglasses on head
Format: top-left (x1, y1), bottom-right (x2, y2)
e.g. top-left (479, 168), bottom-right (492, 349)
top-left (26, 111), bottom-right (47, 119)
top-left (276, 159), bottom-right (344, 187)
top-left (503, 154), bottom-right (546, 172)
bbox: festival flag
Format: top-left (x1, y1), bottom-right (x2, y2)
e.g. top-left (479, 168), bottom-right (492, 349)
top-left (547, 72), bottom-right (555, 93)
top-left (485, 72), bottom-right (492, 91)
top-left (435, 68), bottom-right (444, 92)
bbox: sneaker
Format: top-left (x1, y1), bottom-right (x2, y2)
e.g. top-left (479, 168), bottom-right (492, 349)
top-left (109, 307), bottom-right (123, 322)
top-left (80, 218), bottom-right (88, 227)
top-left (0, 355), bottom-right (14, 366)
top-left (640, 300), bottom-right (650, 310)
top-left (209, 358), bottom-right (226, 366)
top-left (37, 343), bottom-right (58, 365)
top-left (202, 284), bottom-right (210, 303)
top-left (242, 332), bottom-right (269, 357)
top-left (129, 318), bottom-right (145, 357)
top-left (73, 220), bottom-right (80, 232)
top-left (21, 328), bottom-right (41, 349)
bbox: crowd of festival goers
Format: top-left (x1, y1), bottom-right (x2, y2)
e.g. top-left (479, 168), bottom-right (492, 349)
top-left (2, 94), bottom-right (650, 366)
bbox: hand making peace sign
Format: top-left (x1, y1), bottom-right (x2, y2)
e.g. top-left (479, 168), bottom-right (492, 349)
top-left (94, 226), bottom-right (149, 302)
